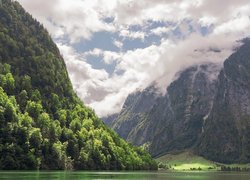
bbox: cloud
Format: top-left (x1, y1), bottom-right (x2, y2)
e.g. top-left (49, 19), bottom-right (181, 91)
top-left (119, 29), bottom-right (146, 41)
top-left (113, 40), bottom-right (123, 49)
top-left (199, 16), bottom-right (217, 27)
top-left (58, 44), bottom-right (110, 103)
top-left (17, 0), bottom-right (250, 117)
top-left (59, 29), bottom-right (245, 117)
top-left (113, 0), bottom-right (196, 25)
top-left (17, 0), bottom-right (116, 43)
top-left (151, 27), bottom-right (171, 36)
top-left (18, 0), bottom-right (250, 41)
top-left (213, 16), bottom-right (250, 35)
top-left (58, 43), bottom-right (148, 116)
top-left (84, 48), bottom-right (121, 64)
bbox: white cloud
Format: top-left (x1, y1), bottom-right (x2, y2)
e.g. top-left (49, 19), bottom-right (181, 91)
top-left (119, 29), bottom-right (146, 40)
top-left (113, 40), bottom-right (123, 49)
top-left (213, 16), bottom-right (250, 35)
top-left (17, 0), bottom-right (250, 117)
top-left (84, 48), bottom-right (103, 57)
top-left (151, 27), bottom-right (170, 36)
top-left (199, 16), bottom-right (217, 27)
top-left (103, 51), bottom-right (121, 64)
top-left (84, 49), bottom-right (121, 65)
top-left (58, 44), bottom-right (110, 103)
top-left (62, 29), bottom-right (245, 117)
top-left (17, 0), bottom-right (116, 43)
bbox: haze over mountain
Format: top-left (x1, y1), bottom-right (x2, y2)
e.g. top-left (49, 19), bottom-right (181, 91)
top-left (105, 39), bottom-right (250, 163)
top-left (17, 0), bottom-right (250, 117)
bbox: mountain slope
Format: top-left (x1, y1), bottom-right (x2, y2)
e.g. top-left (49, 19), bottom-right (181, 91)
top-left (197, 39), bottom-right (250, 163)
top-left (106, 63), bottom-right (220, 156)
top-left (110, 85), bottom-right (159, 140)
top-left (106, 39), bottom-right (250, 163)
top-left (0, 0), bottom-right (157, 170)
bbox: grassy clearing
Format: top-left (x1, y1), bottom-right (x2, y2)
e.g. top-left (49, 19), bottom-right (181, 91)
top-left (156, 151), bottom-right (250, 171)
top-left (156, 151), bottom-right (218, 171)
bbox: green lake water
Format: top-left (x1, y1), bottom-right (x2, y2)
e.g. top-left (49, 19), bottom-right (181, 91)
top-left (1, 171), bottom-right (250, 180)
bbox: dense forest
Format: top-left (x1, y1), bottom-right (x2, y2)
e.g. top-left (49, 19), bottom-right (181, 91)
top-left (0, 0), bottom-right (157, 170)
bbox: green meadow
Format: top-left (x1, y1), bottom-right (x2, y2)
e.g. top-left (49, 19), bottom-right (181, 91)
top-left (156, 151), bottom-right (250, 171)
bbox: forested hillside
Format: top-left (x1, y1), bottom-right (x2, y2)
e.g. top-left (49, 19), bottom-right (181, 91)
top-left (0, 0), bottom-right (157, 170)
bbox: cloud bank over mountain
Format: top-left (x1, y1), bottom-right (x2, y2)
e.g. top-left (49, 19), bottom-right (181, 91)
top-left (17, 0), bottom-right (250, 117)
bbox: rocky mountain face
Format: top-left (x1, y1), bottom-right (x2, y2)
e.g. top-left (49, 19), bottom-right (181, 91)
top-left (110, 85), bottom-right (160, 141)
top-left (106, 63), bottom-right (220, 156)
top-left (104, 39), bottom-right (250, 163)
top-left (197, 39), bottom-right (250, 163)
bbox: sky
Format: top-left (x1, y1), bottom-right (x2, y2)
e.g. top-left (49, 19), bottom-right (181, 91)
top-left (17, 0), bottom-right (250, 117)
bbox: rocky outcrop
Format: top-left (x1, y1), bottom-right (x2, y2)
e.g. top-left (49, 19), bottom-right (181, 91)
top-left (104, 39), bottom-right (250, 163)
top-left (105, 63), bottom-right (221, 157)
top-left (197, 39), bottom-right (250, 163)
top-left (109, 85), bottom-right (159, 140)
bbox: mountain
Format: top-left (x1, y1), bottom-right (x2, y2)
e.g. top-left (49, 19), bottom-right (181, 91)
top-left (105, 39), bottom-right (250, 163)
top-left (197, 39), bottom-right (250, 163)
top-left (110, 85), bottom-right (160, 141)
top-left (0, 0), bottom-right (157, 170)
top-left (106, 63), bottom-right (220, 154)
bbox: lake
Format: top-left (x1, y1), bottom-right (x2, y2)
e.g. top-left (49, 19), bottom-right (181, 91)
top-left (1, 171), bottom-right (250, 180)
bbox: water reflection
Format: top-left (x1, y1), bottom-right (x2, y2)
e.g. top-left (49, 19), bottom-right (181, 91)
top-left (0, 171), bottom-right (250, 180)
